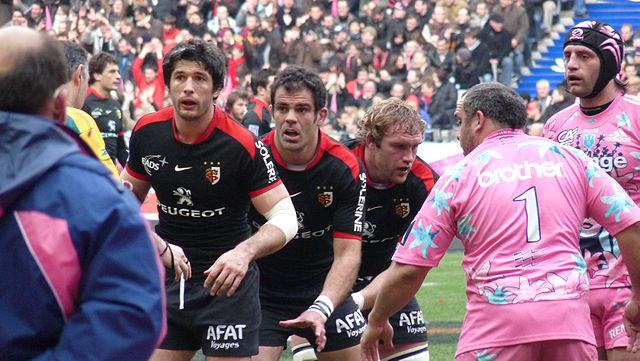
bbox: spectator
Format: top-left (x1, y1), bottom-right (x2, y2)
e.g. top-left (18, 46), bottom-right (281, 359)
top-left (235, 0), bottom-right (258, 27)
top-left (422, 6), bottom-right (450, 47)
top-left (285, 29), bottom-right (323, 71)
top-left (390, 81), bottom-right (407, 100)
top-left (540, 82), bottom-right (576, 122)
top-left (81, 13), bottom-right (121, 55)
top-left (161, 15), bottom-right (180, 55)
top-left (428, 36), bottom-right (456, 74)
top-left (492, 0), bottom-right (528, 84)
top-left (436, 0), bottom-right (468, 25)
top-left (454, 47), bottom-right (480, 90)
top-left (404, 13), bottom-right (426, 45)
top-left (480, 14), bottom-right (515, 86)
top-left (225, 90), bottom-right (250, 122)
top-left (132, 38), bottom-right (165, 111)
top-left (207, 4), bottom-right (239, 35)
top-left (464, 26), bottom-right (492, 82)
top-left (116, 37), bottom-right (135, 83)
top-left (276, 0), bottom-right (299, 32)
top-left (428, 68), bottom-right (457, 129)
top-left (533, 78), bottom-right (553, 115)
top-left (335, 0), bottom-right (357, 29)
top-left (469, 1), bottom-right (490, 28)
top-left (133, 6), bottom-right (163, 41)
top-left (24, 0), bottom-right (43, 28)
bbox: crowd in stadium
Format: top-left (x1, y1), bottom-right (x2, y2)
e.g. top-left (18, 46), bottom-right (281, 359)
top-left (3, 0), bottom-right (639, 142)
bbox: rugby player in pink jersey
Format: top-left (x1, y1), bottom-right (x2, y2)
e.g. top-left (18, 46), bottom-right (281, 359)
top-left (543, 20), bottom-right (640, 361)
top-left (361, 82), bottom-right (640, 361)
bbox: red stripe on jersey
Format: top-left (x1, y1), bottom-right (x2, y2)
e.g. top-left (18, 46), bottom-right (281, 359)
top-left (320, 132), bottom-right (362, 181)
top-left (334, 231), bottom-right (362, 241)
top-left (249, 179), bottom-right (283, 198)
top-left (125, 164), bottom-right (149, 181)
top-left (215, 106), bottom-right (257, 158)
top-left (133, 107), bottom-right (174, 132)
top-left (87, 87), bottom-right (104, 99)
top-left (250, 98), bottom-right (269, 122)
top-left (411, 157), bottom-right (438, 191)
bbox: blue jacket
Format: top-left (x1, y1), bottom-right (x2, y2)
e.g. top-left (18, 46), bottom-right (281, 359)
top-left (0, 111), bottom-right (166, 360)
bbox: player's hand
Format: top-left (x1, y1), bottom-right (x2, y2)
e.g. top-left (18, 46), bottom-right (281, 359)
top-left (279, 310), bottom-right (327, 352)
top-left (163, 242), bottom-right (191, 281)
top-left (203, 248), bottom-right (250, 297)
top-left (624, 299), bottom-right (640, 352)
top-left (360, 319), bottom-right (394, 361)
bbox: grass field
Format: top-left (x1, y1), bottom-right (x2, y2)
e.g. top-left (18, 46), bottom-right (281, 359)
top-left (193, 252), bottom-right (466, 361)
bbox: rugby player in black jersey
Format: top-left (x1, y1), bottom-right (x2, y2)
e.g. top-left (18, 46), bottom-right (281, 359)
top-left (121, 39), bottom-right (297, 361)
top-left (292, 97), bottom-right (438, 361)
top-left (249, 65), bottom-right (366, 361)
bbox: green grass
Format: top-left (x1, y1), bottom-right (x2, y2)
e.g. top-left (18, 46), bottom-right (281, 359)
top-left (192, 252), bottom-right (466, 361)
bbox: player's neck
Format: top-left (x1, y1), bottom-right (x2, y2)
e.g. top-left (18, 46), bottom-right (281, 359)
top-left (278, 135), bottom-right (320, 168)
top-left (579, 82), bottom-right (618, 109)
top-left (363, 149), bottom-right (391, 188)
top-left (91, 84), bottom-right (111, 99)
top-left (174, 106), bottom-right (215, 144)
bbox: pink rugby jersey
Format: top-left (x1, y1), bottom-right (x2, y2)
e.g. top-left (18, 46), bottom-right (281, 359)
top-left (393, 129), bottom-right (640, 355)
top-left (543, 92), bottom-right (640, 290)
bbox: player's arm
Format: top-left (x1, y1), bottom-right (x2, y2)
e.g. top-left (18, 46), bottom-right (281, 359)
top-left (120, 168), bottom-right (192, 281)
top-left (204, 183), bottom-right (296, 296)
top-left (613, 222), bottom-right (640, 352)
top-left (360, 262), bottom-right (431, 361)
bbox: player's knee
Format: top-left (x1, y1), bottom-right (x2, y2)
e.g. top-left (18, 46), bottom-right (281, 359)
top-left (381, 343), bottom-right (430, 361)
top-left (292, 341), bottom-right (317, 361)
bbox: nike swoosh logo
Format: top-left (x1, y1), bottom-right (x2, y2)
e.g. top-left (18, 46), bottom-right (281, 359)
top-left (175, 165), bottom-right (192, 172)
top-left (290, 192), bottom-right (302, 198)
top-left (367, 206), bottom-right (383, 212)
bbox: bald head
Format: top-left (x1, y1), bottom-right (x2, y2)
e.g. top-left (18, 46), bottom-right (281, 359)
top-left (0, 26), bottom-right (68, 115)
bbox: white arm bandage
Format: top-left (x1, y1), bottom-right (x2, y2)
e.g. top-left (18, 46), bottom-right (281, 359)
top-left (263, 196), bottom-right (298, 244)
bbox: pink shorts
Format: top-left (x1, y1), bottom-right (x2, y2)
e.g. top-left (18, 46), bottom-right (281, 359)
top-left (587, 287), bottom-right (632, 349)
top-left (455, 340), bottom-right (597, 361)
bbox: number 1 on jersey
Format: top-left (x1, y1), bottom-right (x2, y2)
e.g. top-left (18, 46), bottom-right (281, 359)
top-left (513, 187), bottom-right (541, 243)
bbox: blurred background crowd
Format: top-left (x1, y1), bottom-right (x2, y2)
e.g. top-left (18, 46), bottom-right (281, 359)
top-left (2, 0), bottom-right (639, 141)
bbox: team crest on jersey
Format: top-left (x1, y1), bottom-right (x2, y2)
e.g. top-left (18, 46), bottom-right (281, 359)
top-left (582, 133), bottom-right (596, 150)
top-left (395, 201), bottom-right (410, 218)
top-left (316, 186), bottom-right (334, 207)
top-left (204, 161), bottom-right (221, 185)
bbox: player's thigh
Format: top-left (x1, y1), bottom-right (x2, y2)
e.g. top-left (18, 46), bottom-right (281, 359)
top-left (149, 349), bottom-right (196, 361)
top-left (379, 341), bottom-right (430, 361)
top-left (206, 356), bottom-right (251, 361)
top-left (316, 344), bottom-right (361, 361)
top-left (251, 346), bottom-right (284, 361)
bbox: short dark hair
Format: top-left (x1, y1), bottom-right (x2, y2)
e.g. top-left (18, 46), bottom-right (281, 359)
top-left (225, 90), bottom-right (250, 113)
top-left (88, 52), bottom-right (117, 84)
top-left (0, 33), bottom-right (68, 114)
top-left (250, 68), bottom-right (276, 95)
top-left (271, 65), bottom-right (326, 114)
top-left (62, 41), bottom-right (88, 78)
top-left (163, 39), bottom-right (227, 94)
top-left (462, 82), bottom-right (527, 130)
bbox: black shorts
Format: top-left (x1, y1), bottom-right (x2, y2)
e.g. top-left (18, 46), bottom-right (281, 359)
top-left (160, 262), bottom-right (260, 357)
top-left (259, 289), bottom-right (366, 352)
top-left (364, 297), bottom-right (428, 344)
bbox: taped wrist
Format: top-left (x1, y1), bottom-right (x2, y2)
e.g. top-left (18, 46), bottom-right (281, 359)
top-left (351, 292), bottom-right (364, 310)
top-left (307, 295), bottom-right (334, 322)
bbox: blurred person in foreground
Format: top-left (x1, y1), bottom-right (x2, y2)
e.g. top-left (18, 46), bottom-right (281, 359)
top-left (361, 82), bottom-right (640, 361)
top-left (0, 26), bottom-right (165, 361)
top-left (543, 20), bottom-right (640, 361)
